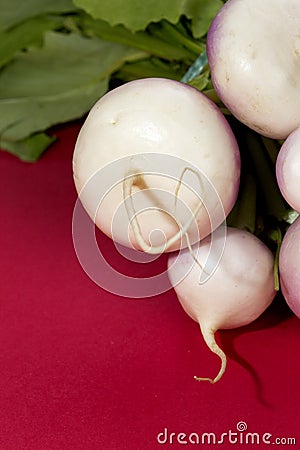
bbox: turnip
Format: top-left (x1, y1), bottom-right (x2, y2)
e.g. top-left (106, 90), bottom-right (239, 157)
top-left (276, 126), bottom-right (300, 213)
top-left (73, 78), bottom-right (240, 253)
top-left (279, 216), bottom-right (300, 319)
top-left (207, 0), bottom-right (300, 139)
top-left (168, 227), bottom-right (276, 383)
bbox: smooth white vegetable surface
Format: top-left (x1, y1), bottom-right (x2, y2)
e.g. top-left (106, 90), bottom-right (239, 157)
top-left (207, 0), bottom-right (300, 139)
top-left (279, 216), bottom-right (300, 319)
top-left (168, 227), bottom-right (276, 383)
top-left (73, 78), bottom-right (240, 252)
top-left (276, 126), bottom-right (300, 213)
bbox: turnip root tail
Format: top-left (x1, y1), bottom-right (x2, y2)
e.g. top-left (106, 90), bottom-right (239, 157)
top-left (194, 325), bottom-right (227, 384)
top-left (174, 166), bottom-right (204, 210)
top-left (123, 168), bottom-right (203, 254)
top-left (175, 166), bottom-right (205, 271)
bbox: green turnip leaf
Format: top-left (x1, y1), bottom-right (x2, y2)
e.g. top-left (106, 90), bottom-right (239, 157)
top-left (0, 16), bottom-right (64, 68)
top-left (74, 0), bottom-right (223, 36)
top-left (73, 0), bottom-right (185, 32)
top-left (0, 133), bottom-right (56, 161)
top-left (0, 0), bottom-right (76, 31)
top-left (185, 0), bottom-right (224, 38)
top-left (0, 31), bottom-right (144, 142)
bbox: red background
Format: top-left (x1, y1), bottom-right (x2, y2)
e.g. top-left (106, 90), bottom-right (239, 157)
top-left (1, 123), bottom-right (299, 450)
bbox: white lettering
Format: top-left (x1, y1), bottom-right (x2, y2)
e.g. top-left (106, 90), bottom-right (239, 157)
top-left (169, 432), bottom-right (176, 444)
top-left (218, 432), bottom-right (228, 444)
top-left (262, 433), bottom-right (272, 444)
top-left (245, 433), bottom-right (259, 444)
top-left (202, 433), bottom-right (216, 444)
top-left (177, 433), bottom-right (187, 444)
top-left (157, 428), bottom-right (168, 444)
top-left (228, 430), bottom-right (238, 444)
top-left (189, 432), bottom-right (200, 444)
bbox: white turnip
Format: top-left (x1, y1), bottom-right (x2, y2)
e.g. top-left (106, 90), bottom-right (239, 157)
top-left (207, 0), bottom-right (300, 139)
top-left (73, 78), bottom-right (240, 253)
top-left (276, 126), bottom-right (300, 213)
top-left (168, 227), bottom-right (276, 383)
top-left (279, 216), bottom-right (300, 319)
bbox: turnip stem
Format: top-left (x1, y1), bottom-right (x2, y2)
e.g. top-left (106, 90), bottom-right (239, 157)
top-left (227, 172), bottom-right (257, 233)
top-left (243, 129), bottom-right (287, 220)
top-left (153, 20), bottom-right (204, 56)
top-left (181, 51), bottom-right (208, 83)
top-left (83, 17), bottom-right (195, 61)
top-left (184, 231), bottom-right (204, 272)
top-left (260, 136), bottom-right (280, 165)
top-left (194, 325), bottom-right (227, 384)
top-left (123, 171), bottom-right (203, 254)
top-left (268, 227), bottom-right (282, 291)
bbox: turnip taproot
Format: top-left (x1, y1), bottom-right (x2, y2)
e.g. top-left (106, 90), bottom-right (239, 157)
top-left (73, 78), bottom-right (240, 253)
top-left (207, 0), bottom-right (300, 139)
top-left (279, 216), bottom-right (300, 319)
top-left (168, 227), bottom-right (276, 383)
top-left (276, 126), bottom-right (300, 213)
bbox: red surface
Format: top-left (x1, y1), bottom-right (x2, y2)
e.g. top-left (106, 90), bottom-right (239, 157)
top-left (1, 123), bottom-right (299, 450)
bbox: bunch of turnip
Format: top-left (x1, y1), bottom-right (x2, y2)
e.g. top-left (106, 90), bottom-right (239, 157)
top-left (73, 0), bottom-right (300, 383)
top-left (206, 0), bottom-right (300, 322)
top-left (170, 0), bottom-right (300, 382)
top-left (72, 77), bottom-right (278, 384)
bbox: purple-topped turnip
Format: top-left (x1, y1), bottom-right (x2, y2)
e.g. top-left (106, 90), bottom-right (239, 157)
top-left (168, 227), bottom-right (276, 383)
top-left (276, 126), bottom-right (300, 213)
top-left (73, 78), bottom-right (240, 253)
top-left (279, 216), bottom-right (300, 319)
top-left (207, 0), bottom-right (300, 139)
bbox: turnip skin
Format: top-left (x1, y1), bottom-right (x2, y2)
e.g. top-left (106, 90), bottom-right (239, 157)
top-left (276, 127), bottom-right (300, 213)
top-left (167, 227), bottom-right (276, 382)
top-left (73, 78), bottom-right (240, 252)
top-left (279, 216), bottom-right (300, 319)
top-left (207, 0), bottom-right (300, 139)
